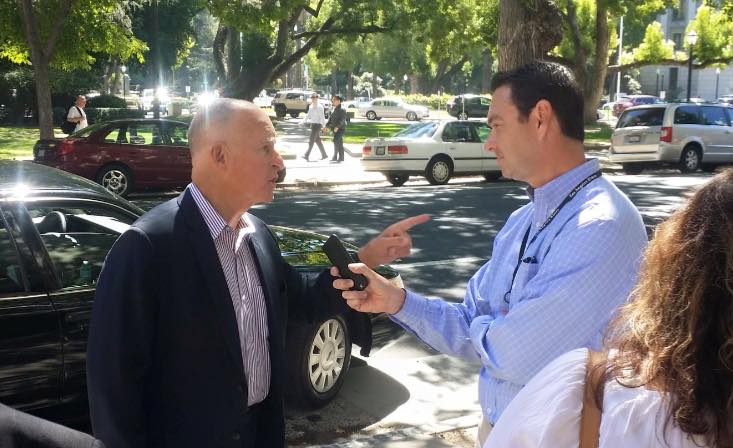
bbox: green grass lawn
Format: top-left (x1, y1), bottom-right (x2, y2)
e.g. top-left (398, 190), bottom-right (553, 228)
top-left (584, 122), bottom-right (613, 145)
top-left (338, 122), bottom-right (410, 143)
top-left (0, 126), bottom-right (48, 160)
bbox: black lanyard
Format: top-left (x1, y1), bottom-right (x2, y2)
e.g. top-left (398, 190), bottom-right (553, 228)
top-left (503, 170), bottom-right (602, 303)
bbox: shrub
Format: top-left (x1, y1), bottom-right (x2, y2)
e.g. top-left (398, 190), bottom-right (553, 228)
top-left (401, 93), bottom-right (456, 110)
top-left (87, 94), bottom-right (127, 108)
top-left (85, 108), bottom-right (145, 123)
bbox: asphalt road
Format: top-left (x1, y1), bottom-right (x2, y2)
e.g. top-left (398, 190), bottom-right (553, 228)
top-left (130, 170), bottom-right (715, 445)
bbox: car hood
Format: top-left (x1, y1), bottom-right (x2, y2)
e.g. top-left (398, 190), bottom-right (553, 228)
top-left (270, 225), bottom-right (399, 279)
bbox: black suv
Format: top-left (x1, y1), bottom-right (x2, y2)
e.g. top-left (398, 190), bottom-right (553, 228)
top-left (446, 94), bottom-right (491, 119)
top-left (0, 161), bottom-right (402, 427)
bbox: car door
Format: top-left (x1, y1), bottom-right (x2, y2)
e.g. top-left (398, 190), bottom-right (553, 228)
top-left (0, 202), bottom-right (63, 413)
top-left (22, 200), bottom-right (137, 407)
top-left (699, 106), bottom-right (733, 163)
top-left (161, 122), bottom-right (193, 186)
top-left (441, 122), bottom-right (485, 173)
top-left (470, 122), bottom-right (498, 172)
top-left (98, 122), bottom-right (174, 186)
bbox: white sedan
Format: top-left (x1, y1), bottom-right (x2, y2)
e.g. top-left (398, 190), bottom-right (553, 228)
top-left (358, 98), bottom-right (429, 121)
top-left (361, 120), bottom-right (500, 186)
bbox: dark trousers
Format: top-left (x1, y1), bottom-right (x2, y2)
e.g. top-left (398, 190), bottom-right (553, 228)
top-left (304, 124), bottom-right (326, 159)
top-left (332, 129), bottom-right (345, 161)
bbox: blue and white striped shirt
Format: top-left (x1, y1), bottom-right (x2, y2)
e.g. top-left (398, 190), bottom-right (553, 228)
top-left (391, 159), bottom-right (647, 424)
top-left (189, 183), bottom-right (270, 406)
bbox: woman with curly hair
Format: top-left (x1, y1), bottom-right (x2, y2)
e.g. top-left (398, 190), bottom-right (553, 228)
top-left (486, 169), bottom-right (733, 448)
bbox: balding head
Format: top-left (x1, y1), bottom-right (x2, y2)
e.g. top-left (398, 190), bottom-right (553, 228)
top-left (188, 98), bottom-right (265, 154)
top-left (187, 97), bottom-right (284, 223)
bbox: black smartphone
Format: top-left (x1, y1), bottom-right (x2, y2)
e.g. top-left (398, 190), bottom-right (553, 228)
top-left (322, 234), bottom-right (369, 291)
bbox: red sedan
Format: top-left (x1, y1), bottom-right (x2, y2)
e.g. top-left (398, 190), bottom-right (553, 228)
top-left (34, 119), bottom-right (192, 196)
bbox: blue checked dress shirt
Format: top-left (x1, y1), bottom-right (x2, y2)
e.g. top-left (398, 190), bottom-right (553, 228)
top-left (391, 159), bottom-right (648, 424)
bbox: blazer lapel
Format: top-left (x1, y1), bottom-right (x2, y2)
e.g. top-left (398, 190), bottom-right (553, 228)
top-left (178, 190), bottom-right (244, 378)
top-left (246, 217), bottom-right (282, 340)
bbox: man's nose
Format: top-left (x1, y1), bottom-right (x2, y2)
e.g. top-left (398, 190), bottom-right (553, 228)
top-left (273, 148), bottom-right (285, 170)
top-left (484, 134), bottom-right (497, 153)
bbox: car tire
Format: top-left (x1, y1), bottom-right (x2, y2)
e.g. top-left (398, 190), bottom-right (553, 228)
top-left (366, 111), bottom-right (377, 120)
top-left (482, 172), bottom-right (501, 182)
top-left (679, 145), bottom-right (701, 173)
top-left (425, 156), bottom-right (453, 185)
top-left (96, 164), bottom-right (133, 197)
top-left (290, 112), bottom-right (300, 119)
top-left (622, 163), bottom-right (644, 175)
top-left (275, 105), bottom-right (287, 118)
top-left (386, 173), bottom-right (409, 186)
top-left (458, 112), bottom-right (468, 120)
top-left (406, 111), bottom-right (418, 121)
top-left (286, 315), bottom-right (352, 408)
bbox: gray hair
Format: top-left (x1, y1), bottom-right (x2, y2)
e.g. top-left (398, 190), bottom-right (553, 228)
top-left (187, 98), bottom-right (256, 153)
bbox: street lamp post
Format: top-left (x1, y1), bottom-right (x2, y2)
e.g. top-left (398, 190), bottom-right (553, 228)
top-left (403, 74), bottom-right (408, 95)
top-left (715, 68), bottom-right (721, 100)
top-left (655, 68), bottom-right (660, 96)
top-left (120, 65), bottom-right (128, 100)
top-left (686, 30), bottom-right (698, 103)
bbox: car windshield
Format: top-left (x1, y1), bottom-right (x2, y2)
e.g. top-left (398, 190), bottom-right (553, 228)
top-left (392, 122), bottom-right (438, 138)
top-left (617, 107), bottom-right (665, 128)
top-left (68, 122), bottom-right (107, 138)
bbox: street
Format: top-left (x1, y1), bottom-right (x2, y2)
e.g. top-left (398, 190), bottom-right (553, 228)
top-left (131, 170), bottom-right (713, 446)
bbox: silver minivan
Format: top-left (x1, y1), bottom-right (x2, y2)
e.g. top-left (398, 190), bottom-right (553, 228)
top-left (609, 103), bottom-right (733, 174)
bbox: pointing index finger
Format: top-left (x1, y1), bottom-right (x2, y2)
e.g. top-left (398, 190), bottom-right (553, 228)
top-left (384, 214), bottom-right (431, 234)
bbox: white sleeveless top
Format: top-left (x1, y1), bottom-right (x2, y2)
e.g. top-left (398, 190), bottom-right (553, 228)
top-left (486, 348), bottom-right (708, 447)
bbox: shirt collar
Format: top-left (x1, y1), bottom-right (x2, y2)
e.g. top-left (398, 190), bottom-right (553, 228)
top-left (188, 183), bottom-right (255, 240)
top-left (527, 158), bottom-right (601, 224)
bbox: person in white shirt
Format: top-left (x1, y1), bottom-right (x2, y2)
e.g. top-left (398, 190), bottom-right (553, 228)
top-left (66, 95), bottom-right (88, 132)
top-left (301, 93), bottom-right (327, 161)
top-left (486, 169), bottom-right (733, 448)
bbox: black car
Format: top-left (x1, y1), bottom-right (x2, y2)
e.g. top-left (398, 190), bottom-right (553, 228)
top-left (446, 94), bottom-right (491, 120)
top-left (0, 160), bottom-right (402, 427)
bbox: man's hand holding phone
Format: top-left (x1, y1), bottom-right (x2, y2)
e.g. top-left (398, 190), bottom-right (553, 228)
top-left (330, 264), bottom-right (406, 314)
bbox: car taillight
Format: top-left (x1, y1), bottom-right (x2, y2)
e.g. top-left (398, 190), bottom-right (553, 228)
top-left (363, 145), bottom-right (371, 155)
top-left (57, 140), bottom-right (77, 156)
top-left (660, 126), bottom-right (672, 143)
top-left (388, 145), bottom-right (408, 154)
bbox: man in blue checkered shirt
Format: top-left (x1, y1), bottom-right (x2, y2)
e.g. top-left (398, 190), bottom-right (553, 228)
top-left (335, 61), bottom-right (648, 446)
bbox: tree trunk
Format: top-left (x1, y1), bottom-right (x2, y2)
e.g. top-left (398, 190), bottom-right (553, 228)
top-left (371, 72), bottom-right (378, 98)
top-left (347, 71), bottom-right (354, 99)
top-left (213, 24), bottom-right (228, 86)
top-left (582, 3), bottom-right (610, 124)
top-left (482, 50), bottom-right (492, 93)
top-left (33, 63), bottom-right (55, 139)
top-left (497, 0), bottom-right (563, 71)
top-left (226, 27), bottom-right (241, 83)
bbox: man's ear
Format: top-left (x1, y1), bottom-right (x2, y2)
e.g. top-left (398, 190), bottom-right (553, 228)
top-left (534, 99), bottom-right (553, 138)
top-left (209, 142), bottom-right (227, 167)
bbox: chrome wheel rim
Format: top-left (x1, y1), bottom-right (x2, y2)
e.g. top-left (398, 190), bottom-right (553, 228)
top-left (432, 161), bottom-right (450, 182)
top-left (308, 318), bottom-right (346, 393)
top-left (684, 150), bottom-right (698, 170)
top-left (101, 170), bottom-right (128, 194)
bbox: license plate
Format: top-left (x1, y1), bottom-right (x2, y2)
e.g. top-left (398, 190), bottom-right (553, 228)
top-left (627, 135), bottom-right (641, 143)
top-left (376, 146), bottom-right (385, 155)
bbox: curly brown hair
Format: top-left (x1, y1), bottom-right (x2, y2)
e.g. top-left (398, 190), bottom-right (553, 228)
top-left (605, 169), bottom-right (733, 447)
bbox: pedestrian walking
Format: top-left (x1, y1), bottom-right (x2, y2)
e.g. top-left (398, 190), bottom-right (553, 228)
top-left (325, 95), bottom-right (347, 162)
top-left (301, 93), bottom-right (328, 161)
top-left (63, 95), bottom-right (87, 134)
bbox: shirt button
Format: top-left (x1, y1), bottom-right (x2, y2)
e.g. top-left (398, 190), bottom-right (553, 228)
top-left (232, 432), bottom-right (240, 441)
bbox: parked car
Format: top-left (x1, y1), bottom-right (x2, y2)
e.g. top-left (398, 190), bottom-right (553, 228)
top-left (358, 98), bottom-right (429, 121)
top-left (32, 119), bottom-right (286, 197)
top-left (272, 89), bottom-right (332, 119)
top-left (253, 89), bottom-right (273, 108)
top-left (612, 95), bottom-right (663, 117)
top-left (361, 120), bottom-right (500, 185)
top-left (446, 94), bottom-right (491, 120)
top-left (609, 103), bottom-right (733, 174)
top-left (342, 96), bottom-right (372, 110)
top-left (0, 160), bottom-right (403, 426)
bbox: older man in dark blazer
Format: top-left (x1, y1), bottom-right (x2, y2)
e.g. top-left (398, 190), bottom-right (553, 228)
top-left (87, 99), bottom-right (425, 448)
